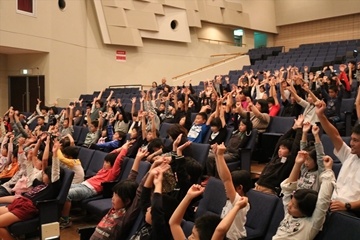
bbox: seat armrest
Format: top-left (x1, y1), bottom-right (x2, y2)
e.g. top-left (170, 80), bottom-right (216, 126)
top-left (239, 148), bottom-right (252, 173)
top-left (36, 199), bottom-right (59, 224)
top-left (101, 181), bottom-right (119, 198)
top-left (78, 226), bottom-right (96, 240)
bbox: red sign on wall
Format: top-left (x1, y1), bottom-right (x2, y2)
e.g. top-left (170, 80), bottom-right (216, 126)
top-left (116, 50), bottom-right (126, 62)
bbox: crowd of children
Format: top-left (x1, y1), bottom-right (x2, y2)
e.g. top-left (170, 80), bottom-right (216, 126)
top-left (0, 61), bottom-right (359, 240)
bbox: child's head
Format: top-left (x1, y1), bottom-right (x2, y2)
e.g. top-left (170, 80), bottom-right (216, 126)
top-left (145, 194), bottom-right (178, 225)
top-left (130, 126), bottom-right (139, 139)
top-left (255, 99), bottom-right (269, 114)
top-left (231, 170), bottom-right (252, 196)
top-left (289, 189), bottom-right (318, 217)
top-left (148, 138), bottom-right (164, 152)
top-left (62, 146), bottom-right (80, 159)
top-left (307, 90), bottom-right (321, 104)
top-left (303, 145), bottom-right (318, 171)
top-left (62, 118), bottom-right (70, 128)
top-left (159, 102), bottom-right (166, 112)
top-left (49, 106), bottom-right (58, 115)
top-left (114, 131), bottom-right (126, 141)
top-left (267, 97), bottom-right (275, 108)
top-left (103, 153), bottom-right (117, 170)
top-left (194, 112), bottom-right (207, 125)
top-left (40, 106), bottom-right (48, 115)
top-left (278, 139), bottom-right (294, 158)
top-left (152, 81), bottom-right (157, 88)
top-left (111, 180), bottom-right (139, 210)
top-left (167, 124), bottom-right (188, 141)
top-left (75, 109), bottom-right (82, 117)
top-left (90, 120), bottom-right (99, 133)
top-left (37, 116), bottom-right (45, 125)
top-left (95, 100), bottom-right (103, 109)
top-left (239, 113), bottom-right (253, 134)
top-left (1, 143), bottom-right (8, 157)
top-left (328, 85), bottom-right (339, 98)
top-left (12, 147), bottom-right (18, 163)
top-left (184, 157), bottom-right (203, 184)
top-left (188, 214), bottom-right (221, 240)
top-left (132, 112), bottom-right (139, 122)
top-left (210, 117), bottom-right (222, 133)
top-left (101, 129), bottom-right (107, 138)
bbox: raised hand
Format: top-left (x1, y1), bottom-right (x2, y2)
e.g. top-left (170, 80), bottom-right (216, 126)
top-left (295, 150), bottom-right (308, 164)
top-left (52, 139), bottom-right (60, 153)
top-left (293, 114), bottom-right (304, 129)
top-left (136, 148), bottom-right (149, 159)
top-left (216, 142), bottom-right (226, 155)
top-left (315, 100), bottom-right (326, 116)
top-left (302, 122), bottom-right (311, 133)
top-left (312, 125), bottom-right (320, 136)
top-left (131, 97), bottom-right (136, 104)
top-left (234, 196), bottom-right (248, 209)
top-left (323, 155), bottom-right (333, 170)
top-left (178, 141), bottom-right (191, 152)
top-left (186, 184), bottom-right (205, 199)
top-left (173, 133), bottom-right (182, 149)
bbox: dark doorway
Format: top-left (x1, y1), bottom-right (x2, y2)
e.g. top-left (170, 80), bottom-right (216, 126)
top-left (8, 76), bottom-right (45, 112)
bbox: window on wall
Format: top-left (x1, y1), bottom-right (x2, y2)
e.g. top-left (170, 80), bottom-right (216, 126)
top-left (234, 29), bottom-right (243, 47)
top-left (17, 0), bottom-right (36, 16)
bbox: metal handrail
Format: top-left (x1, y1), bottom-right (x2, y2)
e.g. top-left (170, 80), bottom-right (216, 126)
top-left (172, 52), bottom-right (247, 80)
top-left (198, 37), bottom-right (246, 47)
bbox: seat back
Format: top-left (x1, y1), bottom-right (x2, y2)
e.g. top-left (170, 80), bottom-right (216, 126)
top-left (195, 177), bottom-right (226, 219)
top-left (245, 189), bottom-right (279, 238)
top-left (78, 147), bottom-right (95, 172)
top-left (58, 168), bottom-right (76, 205)
top-left (340, 98), bottom-right (355, 116)
top-left (266, 116), bottom-right (295, 134)
top-left (77, 127), bottom-right (89, 146)
top-left (263, 197), bottom-right (284, 240)
top-left (120, 158), bottom-right (151, 183)
top-left (246, 129), bottom-right (258, 150)
top-left (315, 212), bottom-right (360, 240)
top-left (181, 220), bottom-right (195, 238)
top-left (73, 125), bottom-right (83, 143)
top-left (224, 128), bottom-right (233, 145)
top-left (321, 134), bottom-right (350, 178)
top-left (159, 122), bottom-right (174, 138)
top-left (190, 142), bottom-right (210, 167)
top-left (85, 150), bottom-right (108, 177)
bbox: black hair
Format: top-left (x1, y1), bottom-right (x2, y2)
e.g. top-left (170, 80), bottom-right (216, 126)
top-left (12, 147), bottom-right (18, 158)
top-left (231, 170), bottom-right (252, 194)
top-left (328, 85), bottom-right (338, 93)
top-left (166, 124), bottom-right (188, 140)
top-left (352, 124), bottom-right (360, 135)
top-left (62, 146), bottom-right (80, 159)
top-left (133, 112), bottom-right (138, 117)
top-left (162, 92), bottom-right (169, 97)
top-left (311, 90), bottom-right (321, 100)
top-left (293, 189), bottom-right (318, 217)
top-left (184, 157), bottom-right (203, 184)
top-left (256, 99), bottom-right (269, 114)
top-left (196, 112), bottom-right (208, 122)
top-left (194, 214), bottom-right (222, 240)
top-left (152, 81), bottom-right (158, 86)
top-left (104, 153), bottom-right (117, 167)
top-left (40, 106), bottom-right (48, 112)
top-left (91, 120), bottom-right (99, 128)
top-left (278, 138), bottom-right (294, 153)
top-left (60, 137), bottom-right (71, 149)
top-left (148, 138), bottom-right (164, 150)
top-left (49, 106), bottom-right (58, 115)
top-left (112, 179), bottom-right (138, 209)
top-left (240, 112), bottom-right (253, 135)
top-left (37, 116), bottom-right (45, 120)
top-left (95, 99), bottom-right (104, 107)
top-left (267, 97), bottom-right (275, 105)
top-left (117, 131), bottom-right (127, 140)
top-left (210, 117), bottom-right (222, 128)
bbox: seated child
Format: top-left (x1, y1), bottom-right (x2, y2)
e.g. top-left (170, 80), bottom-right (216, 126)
top-left (205, 112), bottom-right (252, 179)
top-left (90, 148), bottom-right (150, 240)
top-left (255, 115), bottom-right (303, 195)
top-left (58, 105), bottom-right (74, 139)
top-left (0, 135), bottom-right (19, 180)
top-left (129, 163), bottom-right (179, 240)
top-left (169, 184), bottom-right (222, 240)
top-left (0, 133), bottom-right (9, 172)
top-left (94, 119), bottom-right (126, 152)
top-left (0, 139), bottom-right (64, 240)
top-left (83, 110), bottom-right (102, 147)
top-left (187, 106), bottom-right (210, 143)
top-left (57, 146), bottom-right (84, 184)
top-left (214, 143), bottom-right (252, 240)
top-left (206, 99), bottom-right (228, 145)
top-left (298, 123), bottom-right (325, 191)
top-left (60, 141), bottom-right (132, 228)
top-left (273, 152), bottom-right (335, 240)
